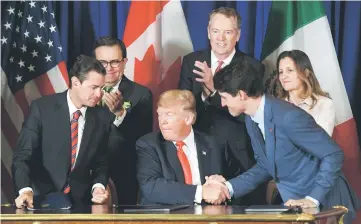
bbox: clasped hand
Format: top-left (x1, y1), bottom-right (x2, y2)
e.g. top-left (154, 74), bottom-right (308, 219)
top-left (202, 174), bottom-right (230, 205)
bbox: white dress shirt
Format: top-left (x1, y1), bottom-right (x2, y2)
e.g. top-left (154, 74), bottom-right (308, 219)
top-left (225, 95), bottom-right (319, 207)
top-left (285, 95), bottom-right (335, 136)
top-left (103, 77), bottom-right (127, 127)
top-left (201, 49), bottom-right (236, 101)
top-left (173, 128), bottom-right (203, 203)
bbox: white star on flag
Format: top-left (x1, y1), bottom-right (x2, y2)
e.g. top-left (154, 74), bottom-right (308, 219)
top-left (29, 1), bottom-right (36, 8)
top-left (18, 59), bottom-right (25, 68)
top-left (47, 40), bottom-right (54, 47)
top-left (20, 44), bottom-right (27, 52)
top-left (17, 11), bottom-right (23, 18)
top-left (9, 57), bottom-right (14, 63)
top-left (41, 5), bottom-right (48, 13)
top-left (58, 46), bottom-right (63, 52)
top-left (34, 35), bottom-right (42, 43)
top-left (7, 7), bottom-right (15, 15)
top-left (13, 42), bottom-right (16, 48)
top-left (15, 75), bottom-right (23, 82)
top-left (49, 25), bottom-right (56, 33)
top-left (16, 26), bottom-right (20, 32)
top-left (31, 50), bottom-right (39, 58)
top-left (24, 30), bottom-right (30, 38)
top-left (51, 12), bottom-right (55, 18)
top-left (28, 64), bottom-right (35, 72)
top-left (27, 15), bottom-right (33, 23)
top-left (4, 22), bottom-right (11, 30)
top-left (38, 20), bottom-right (45, 28)
top-left (45, 54), bottom-right (52, 62)
top-left (1, 36), bottom-right (7, 44)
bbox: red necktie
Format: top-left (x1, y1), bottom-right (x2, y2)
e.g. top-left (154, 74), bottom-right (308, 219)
top-left (215, 60), bottom-right (224, 73)
top-left (64, 110), bottom-right (82, 194)
top-left (176, 141), bottom-right (193, 185)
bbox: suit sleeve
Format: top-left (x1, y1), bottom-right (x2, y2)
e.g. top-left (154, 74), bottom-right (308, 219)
top-left (283, 109), bottom-right (344, 203)
top-left (91, 113), bottom-right (111, 187)
top-left (12, 101), bottom-right (42, 193)
top-left (136, 139), bottom-right (197, 205)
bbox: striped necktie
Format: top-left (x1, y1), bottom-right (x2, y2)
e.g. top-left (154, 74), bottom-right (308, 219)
top-left (63, 110), bottom-right (82, 194)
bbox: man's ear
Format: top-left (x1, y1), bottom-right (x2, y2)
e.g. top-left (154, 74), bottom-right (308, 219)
top-left (238, 90), bottom-right (248, 101)
top-left (71, 76), bottom-right (80, 87)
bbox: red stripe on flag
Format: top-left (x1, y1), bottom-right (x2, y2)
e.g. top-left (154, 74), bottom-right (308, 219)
top-left (333, 118), bottom-right (361, 199)
top-left (123, 1), bottom-right (168, 47)
top-left (34, 73), bottom-right (56, 96)
top-left (58, 62), bottom-right (70, 87)
top-left (1, 100), bottom-right (20, 150)
top-left (1, 161), bottom-right (15, 203)
top-left (14, 89), bottom-right (30, 118)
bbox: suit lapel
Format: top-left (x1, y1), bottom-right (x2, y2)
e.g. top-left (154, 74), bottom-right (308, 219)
top-left (264, 96), bottom-right (277, 178)
top-left (194, 131), bottom-right (209, 184)
top-left (74, 107), bottom-right (95, 170)
top-left (118, 76), bottom-right (135, 113)
top-left (164, 140), bottom-right (185, 183)
top-left (251, 121), bottom-right (267, 159)
top-left (54, 92), bottom-right (71, 174)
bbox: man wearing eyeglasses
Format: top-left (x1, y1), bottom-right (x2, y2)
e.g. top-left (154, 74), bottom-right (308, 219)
top-left (93, 36), bottom-right (153, 205)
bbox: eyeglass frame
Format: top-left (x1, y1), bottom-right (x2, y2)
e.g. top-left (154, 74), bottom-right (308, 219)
top-left (98, 58), bottom-right (125, 68)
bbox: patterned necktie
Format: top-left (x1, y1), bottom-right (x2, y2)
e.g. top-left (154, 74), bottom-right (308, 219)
top-left (63, 110), bottom-right (82, 194)
top-left (175, 141), bottom-right (193, 185)
top-left (215, 60), bottom-right (224, 74)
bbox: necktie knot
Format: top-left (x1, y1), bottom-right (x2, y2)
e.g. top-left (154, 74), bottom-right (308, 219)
top-left (215, 60), bottom-right (224, 73)
top-left (103, 86), bottom-right (113, 93)
top-left (73, 110), bottom-right (81, 120)
top-left (176, 141), bottom-right (185, 150)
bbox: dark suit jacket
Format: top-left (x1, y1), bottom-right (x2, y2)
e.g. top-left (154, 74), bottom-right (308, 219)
top-left (12, 91), bottom-right (111, 205)
top-left (136, 130), bottom-right (242, 205)
top-left (229, 95), bottom-right (360, 222)
top-left (179, 49), bottom-right (265, 168)
top-left (107, 75), bottom-right (153, 204)
top-left (179, 49), bottom-right (267, 204)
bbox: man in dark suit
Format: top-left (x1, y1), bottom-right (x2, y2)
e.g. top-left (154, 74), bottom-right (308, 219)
top-left (94, 36), bottom-right (153, 205)
top-left (178, 7), bottom-right (266, 204)
top-left (210, 61), bottom-right (360, 223)
top-left (12, 55), bottom-right (111, 208)
top-left (136, 89), bottom-right (244, 205)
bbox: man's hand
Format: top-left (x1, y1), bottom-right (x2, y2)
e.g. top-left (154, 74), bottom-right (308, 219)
top-left (193, 61), bottom-right (214, 97)
top-left (205, 175), bottom-right (226, 184)
top-left (15, 190), bottom-right (34, 209)
top-left (284, 198), bottom-right (317, 208)
top-left (103, 90), bottom-right (124, 115)
top-left (202, 182), bottom-right (230, 205)
top-left (91, 187), bottom-right (109, 204)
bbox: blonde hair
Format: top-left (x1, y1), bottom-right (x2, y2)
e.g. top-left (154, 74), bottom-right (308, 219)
top-left (208, 7), bottom-right (242, 30)
top-left (158, 90), bottom-right (196, 123)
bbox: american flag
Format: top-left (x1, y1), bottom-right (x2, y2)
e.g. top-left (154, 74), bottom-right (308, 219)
top-left (1, 0), bottom-right (69, 203)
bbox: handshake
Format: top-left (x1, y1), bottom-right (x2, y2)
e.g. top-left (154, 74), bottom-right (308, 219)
top-left (201, 174), bottom-right (231, 205)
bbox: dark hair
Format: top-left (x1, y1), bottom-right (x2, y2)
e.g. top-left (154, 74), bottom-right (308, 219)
top-left (69, 55), bottom-right (106, 88)
top-left (214, 61), bottom-right (264, 97)
top-left (93, 36), bottom-right (127, 59)
top-left (275, 50), bottom-right (329, 109)
top-left (209, 7), bottom-right (242, 30)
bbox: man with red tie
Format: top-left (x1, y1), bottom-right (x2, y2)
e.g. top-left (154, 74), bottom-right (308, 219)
top-left (178, 7), bottom-right (266, 205)
top-left (12, 55), bottom-right (111, 208)
top-left (136, 89), bottom-right (242, 205)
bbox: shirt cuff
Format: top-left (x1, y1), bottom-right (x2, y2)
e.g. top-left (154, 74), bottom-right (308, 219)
top-left (19, 187), bottom-right (33, 195)
top-left (305, 196), bottom-right (320, 207)
top-left (92, 183), bottom-right (106, 192)
top-left (113, 109), bottom-right (127, 127)
top-left (225, 181), bottom-right (234, 198)
top-left (194, 185), bottom-right (203, 204)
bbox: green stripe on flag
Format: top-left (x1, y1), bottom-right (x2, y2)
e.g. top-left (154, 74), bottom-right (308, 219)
top-left (261, 1), bottom-right (325, 60)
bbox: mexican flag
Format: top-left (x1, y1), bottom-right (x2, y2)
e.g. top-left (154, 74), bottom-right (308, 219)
top-left (261, 1), bottom-right (361, 222)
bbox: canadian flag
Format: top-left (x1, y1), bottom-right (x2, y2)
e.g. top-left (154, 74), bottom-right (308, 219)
top-left (123, 0), bottom-right (194, 130)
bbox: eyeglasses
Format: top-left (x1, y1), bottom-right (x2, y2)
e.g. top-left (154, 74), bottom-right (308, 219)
top-left (98, 59), bottom-right (124, 68)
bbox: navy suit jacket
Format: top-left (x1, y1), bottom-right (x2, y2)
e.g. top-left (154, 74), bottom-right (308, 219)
top-left (229, 95), bottom-right (359, 217)
top-left (136, 130), bottom-right (242, 205)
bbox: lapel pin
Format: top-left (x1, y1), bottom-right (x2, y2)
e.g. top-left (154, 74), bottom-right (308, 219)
top-left (269, 128), bottom-right (273, 133)
top-left (202, 151), bottom-right (207, 155)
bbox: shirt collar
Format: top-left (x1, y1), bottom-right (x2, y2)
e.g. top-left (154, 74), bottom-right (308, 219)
top-left (67, 90), bottom-right (87, 119)
top-left (250, 95), bottom-right (265, 124)
top-left (211, 49), bottom-right (236, 67)
top-left (113, 77), bottom-right (122, 90)
top-left (286, 95), bottom-right (314, 107)
top-left (173, 128), bottom-right (195, 149)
